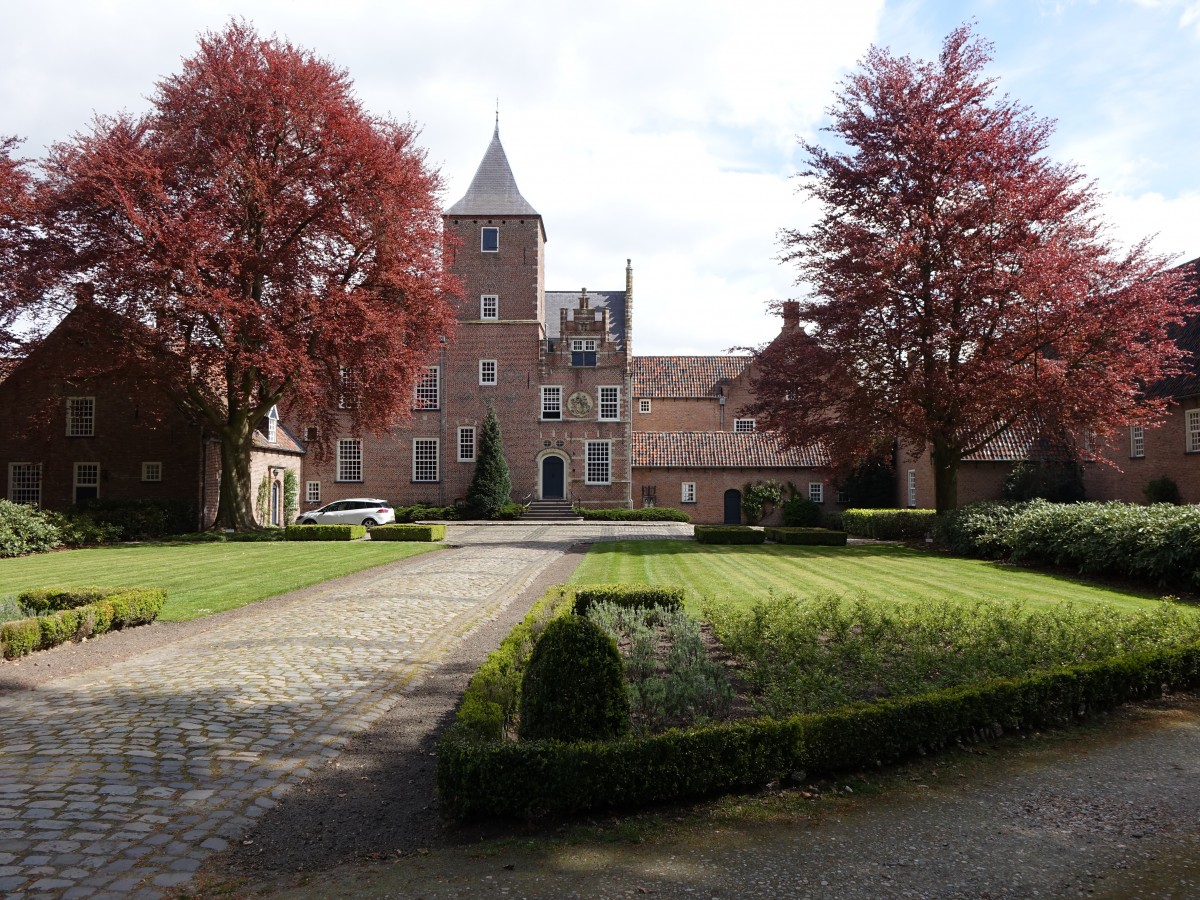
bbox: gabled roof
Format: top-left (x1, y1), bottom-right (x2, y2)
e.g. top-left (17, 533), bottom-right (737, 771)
top-left (633, 432), bottom-right (827, 469)
top-left (545, 290), bottom-right (626, 347)
top-left (445, 125), bottom-right (539, 217)
top-left (252, 421), bottom-right (305, 456)
top-left (632, 356), bottom-right (750, 398)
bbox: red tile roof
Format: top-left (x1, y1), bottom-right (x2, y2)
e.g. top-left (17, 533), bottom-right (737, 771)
top-left (632, 356), bottom-right (750, 398)
top-left (251, 423), bottom-right (306, 456)
top-left (633, 432), bottom-right (827, 469)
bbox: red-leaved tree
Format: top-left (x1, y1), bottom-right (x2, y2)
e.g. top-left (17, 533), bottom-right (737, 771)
top-left (749, 25), bottom-right (1194, 512)
top-left (0, 137), bottom-right (34, 353)
top-left (23, 21), bottom-right (457, 528)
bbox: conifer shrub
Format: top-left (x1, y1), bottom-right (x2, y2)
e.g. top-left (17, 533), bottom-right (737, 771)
top-left (285, 524), bottom-right (366, 541)
top-left (518, 615), bottom-right (630, 742)
top-left (368, 524), bottom-right (446, 542)
top-left (693, 525), bottom-right (765, 544)
top-left (1144, 476), bottom-right (1182, 505)
top-left (466, 406), bottom-right (512, 518)
top-left (781, 497), bottom-right (821, 527)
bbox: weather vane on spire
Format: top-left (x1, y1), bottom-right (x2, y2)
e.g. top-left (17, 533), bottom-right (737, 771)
top-left (495, 97), bottom-right (499, 129)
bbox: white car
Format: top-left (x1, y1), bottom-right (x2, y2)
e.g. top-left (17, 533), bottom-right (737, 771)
top-left (296, 498), bottom-right (396, 528)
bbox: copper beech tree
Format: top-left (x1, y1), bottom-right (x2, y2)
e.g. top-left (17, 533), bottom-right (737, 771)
top-left (25, 22), bottom-right (457, 528)
top-left (0, 137), bottom-right (33, 352)
top-left (750, 25), bottom-right (1194, 513)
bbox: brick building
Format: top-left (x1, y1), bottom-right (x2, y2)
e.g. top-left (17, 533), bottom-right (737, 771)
top-left (0, 304), bottom-right (303, 528)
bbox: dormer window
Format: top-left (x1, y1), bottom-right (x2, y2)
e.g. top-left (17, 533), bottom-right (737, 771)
top-left (481, 227), bottom-right (499, 253)
top-left (265, 406), bottom-right (280, 443)
top-left (571, 339), bottom-right (597, 367)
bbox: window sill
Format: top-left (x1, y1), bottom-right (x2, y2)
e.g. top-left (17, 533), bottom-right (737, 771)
top-left (335, 480), bottom-right (364, 484)
top-left (411, 480), bottom-right (441, 485)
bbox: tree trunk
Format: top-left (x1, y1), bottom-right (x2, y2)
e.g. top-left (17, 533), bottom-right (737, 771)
top-left (930, 439), bottom-right (959, 514)
top-left (213, 424), bottom-right (259, 530)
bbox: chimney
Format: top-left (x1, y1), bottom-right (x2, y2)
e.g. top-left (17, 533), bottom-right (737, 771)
top-left (781, 300), bottom-right (800, 332)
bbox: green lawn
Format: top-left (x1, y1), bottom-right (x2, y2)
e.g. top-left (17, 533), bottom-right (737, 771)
top-left (0, 542), bottom-right (441, 622)
top-left (570, 541), bottom-right (1162, 613)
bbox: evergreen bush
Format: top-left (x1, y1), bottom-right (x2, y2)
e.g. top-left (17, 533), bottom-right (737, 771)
top-left (0, 500), bottom-right (62, 558)
top-left (764, 527), bottom-right (848, 546)
top-left (1144, 476), bottom-right (1182, 505)
top-left (1003, 460), bottom-right (1086, 503)
top-left (573, 583), bottom-right (685, 615)
top-left (518, 615), bottom-right (630, 742)
top-left (576, 507), bottom-right (690, 522)
top-left (781, 497), bottom-right (821, 527)
top-left (285, 524), bottom-right (366, 541)
top-left (466, 406), bottom-right (512, 518)
top-left (369, 524), bottom-right (446, 542)
top-left (841, 508), bottom-right (935, 539)
top-left (693, 525), bottom-right (765, 545)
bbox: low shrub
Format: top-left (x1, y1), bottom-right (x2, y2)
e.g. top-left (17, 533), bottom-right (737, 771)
top-left (694, 525), bottom-right (765, 545)
top-left (1, 587), bottom-right (165, 659)
top-left (226, 529), bottom-right (287, 542)
top-left (781, 497), bottom-right (821, 527)
top-left (495, 502), bottom-right (526, 520)
top-left (393, 504), bottom-right (459, 523)
top-left (437, 642), bottom-right (1200, 820)
top-left (933, 501), bottom-right (1024, 558)
top-left (518, 615), bottom-right (630, 742)
top-left (573, 583), bottom-right (685, 616)
top-left (45, 512), bottom-right (125, 548)
top-left (369, 523), bottom-right (446, 542)
top-left (764, 527), bottom-right (848, 546)
top-left (71, 498), bottom-right (196, 539)
top-left (0, 500), bottom-right (61, 558)
top-left (1144, 476), bottom-right (1182, 505)
top-left (577, 507), bottom-right (691, 522)
top-left (18, 587), bottom-right (115, 614)
top-left (841, 508), bottom-right (935, 540)
top-left (285, 524), bottom-right (366, 541)
top-left (448, 586), bottom-right (577, 741)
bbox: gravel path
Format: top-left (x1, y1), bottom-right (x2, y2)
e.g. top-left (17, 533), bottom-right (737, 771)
top-left (242, 697), bottom-right (1200, 899)
top-left (0, 523), bottom-right (692, 899)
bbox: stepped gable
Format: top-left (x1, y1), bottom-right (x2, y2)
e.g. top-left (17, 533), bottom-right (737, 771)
top-left (632, 356), bottom-right (750, 398)
top-left (445, 124), bottom-right (539, 217)
top-left (545, 290), bottom-right (626, 347)
top-left (633, 432), bottom-right (826, 468)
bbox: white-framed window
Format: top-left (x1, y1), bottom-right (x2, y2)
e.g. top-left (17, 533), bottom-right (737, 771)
top-left (338, 367), bottom-right (357, 409)
top-left (306, 481), bottom-right (321, 503)
top-left (337, 439), bottom-right (363, 482)
top-left (638, 398), bottom-right (652, 414)
top-left (809, 482), bottom-right (824, 504)
top-left (1130, 425), bottom-right (1145, 459)
top-left (481, 226), bottom-right (499, 253)
top-left (8, 463), bottom-right (41, 505)
top-left (413, 438), bottom-right (439, 482)
top-left (67, 396), bottom-right (95, 437)
top-left (541, 385), bottom-right (562, 420)
top-left (480, 294), bottom-right (498, 319)
top-left (266, 406), bottom-right (279, 443)
top-left (681, 482), bottom-right (696, 504)
top-left (414, 366), bottom-right (440, 410)
top-left (570, 338), bottom-right (597, 367)
top-left (585, 441), bottom-right (611, 485)
top-left (74, 462), bottom-right (100, 503)
top-left (479, 359), bottom-right (497, 386)
top-left (458, 426), bottom-right (476, 462)
top-left (907, 469), bottom-right (917, 508)
top-left (1188, 410), bottom-right (1200, 453)
top-left (598, 386), bottom-right (620, 421)
top-left (141, 462), bottom-right (162, 482)
top-left (734, 418), bottom-right (756, 434)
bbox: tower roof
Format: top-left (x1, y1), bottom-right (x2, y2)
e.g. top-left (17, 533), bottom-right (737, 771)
top-left (445, 125), bottom-right (539, 217)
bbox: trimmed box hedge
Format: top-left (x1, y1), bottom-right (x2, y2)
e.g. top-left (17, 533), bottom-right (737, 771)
top-left (1, 587), bottom-right (166, 660)
top-left (369, 523), bottom-right (446, 542)
top-left (285, 524), bottom-right (366, 541)
top-left (437, 639), bottom-right (1200, 820)
top-left (573, 583), bottom-right (685, 616)
top-left (577, 507), bottom-right (691, 523)
top-left (694, 525), bottom-right (765, 545)
top-left (764, 527), bottom-right (848, 546)
top-left (841, 508), bottom-right (936, 540)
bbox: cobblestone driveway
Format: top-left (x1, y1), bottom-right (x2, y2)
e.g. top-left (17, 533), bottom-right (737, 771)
top-left (0, 523), bottom-right (691, 898)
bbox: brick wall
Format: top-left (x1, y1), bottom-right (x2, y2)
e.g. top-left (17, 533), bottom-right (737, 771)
top-left (633, 466), bottom-right (831, 525)
top-left (896, 443), bottom-right (1012, 509)
top-left (1083, 399), bottom-right (1200, 503)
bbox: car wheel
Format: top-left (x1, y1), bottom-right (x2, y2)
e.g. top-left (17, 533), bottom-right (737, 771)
top-left (300, 518), bottom-right (316, 525)
top-left (362, 518), bottom-right (378, 528)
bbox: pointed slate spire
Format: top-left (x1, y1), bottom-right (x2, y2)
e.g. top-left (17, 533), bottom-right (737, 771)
top-left (446, 124), bottom-right (539, 217)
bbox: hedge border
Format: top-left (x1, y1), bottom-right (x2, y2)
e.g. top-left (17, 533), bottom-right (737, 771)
top-left (369, 524), bottom-right (446, 542)
top-left (693, 525), bottom-right (765, 545)
top-left (841, 509), bottom-right (936, 540)
top-left (572, 583), bottom-right (685, 616)
top-left (437, 640), bottom-right (1200, 820)
top-left (764, 527), bottom-right (848, 546)
top-left (285, 524), bottom-right (366, 541)
top-left (576, 507), bottom-right (691, 523)
top-left (1, 587), bottom-right (166, 660)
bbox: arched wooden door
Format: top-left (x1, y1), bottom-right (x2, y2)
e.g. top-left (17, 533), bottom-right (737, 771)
top-left (723, 488), bottom-right (742, 525)
top-left (541, 456), bottom-right (565, 500)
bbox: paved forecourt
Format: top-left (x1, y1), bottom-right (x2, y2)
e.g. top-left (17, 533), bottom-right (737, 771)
top-left (0, 522), bottom-right (692, 898)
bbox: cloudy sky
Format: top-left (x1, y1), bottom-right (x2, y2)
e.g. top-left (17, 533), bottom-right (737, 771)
top-left (2, 0), bottom-right (1197, 353)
